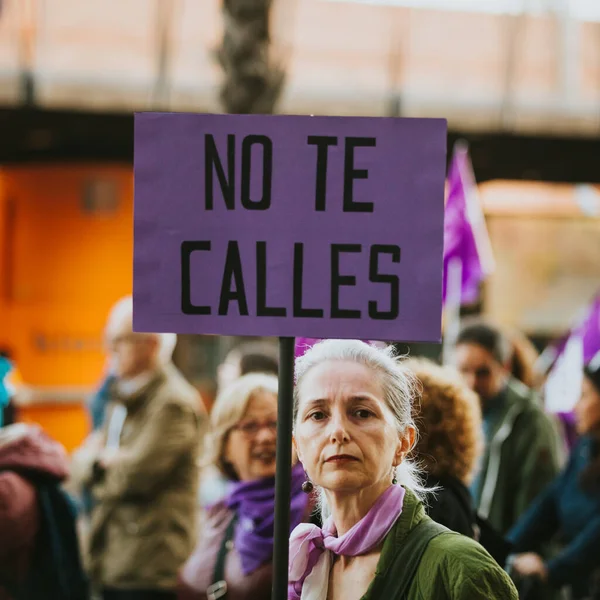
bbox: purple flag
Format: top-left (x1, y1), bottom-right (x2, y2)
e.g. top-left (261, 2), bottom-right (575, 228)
top-left (543, 292), bottom-right (600, 427)
top-left (558, 294), bottom-right (600, 364)
top-left (573, 294), bottom-right (600, 363)
top-left (443, 143), bottom-right (494, 305)
top-left (541, 293), bottom-right (600, 372)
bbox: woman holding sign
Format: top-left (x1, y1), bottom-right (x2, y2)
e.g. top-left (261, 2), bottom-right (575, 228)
top-left (288, 340), bottom-right (518, 600)
top-left (178, 373), bottom-right (311, 600)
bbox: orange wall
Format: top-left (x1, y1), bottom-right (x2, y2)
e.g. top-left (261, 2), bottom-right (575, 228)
top-left (0, 164), bottom-right (133, 450)
top-left (0, 176), bottom-right (7, 334)
top-left (18, 404), bottom-right (91, 453)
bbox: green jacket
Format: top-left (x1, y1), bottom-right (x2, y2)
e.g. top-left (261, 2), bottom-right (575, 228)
top-left (473, 378), bottom-right (565, 535)
top-left (362, 489), bottom-right (518, 600)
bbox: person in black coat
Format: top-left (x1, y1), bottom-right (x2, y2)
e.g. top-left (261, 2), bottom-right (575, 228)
top-left (506, 354), bottom-right (600, 599)
top-left (408, 358), bottom-right (512, 564)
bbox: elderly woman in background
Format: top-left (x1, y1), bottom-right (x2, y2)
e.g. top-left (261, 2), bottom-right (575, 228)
top-left (289, 340), bottom-right (517, 600)
top-left (199, 341), bottom-right (281, 509)
top-left (178, 373), bottom-right (309, 600)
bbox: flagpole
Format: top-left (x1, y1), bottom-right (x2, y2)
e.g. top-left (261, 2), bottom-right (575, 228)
top-left (272, 336), bottom-right (295, 600)
top-left (442, 256), bottom-right (462, 366)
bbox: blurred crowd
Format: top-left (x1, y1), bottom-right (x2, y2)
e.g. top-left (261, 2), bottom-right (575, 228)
top-left (0, 297), bottom-right (598, 600)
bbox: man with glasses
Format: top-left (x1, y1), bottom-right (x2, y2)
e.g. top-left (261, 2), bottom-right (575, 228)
top-left (453, 320), bottom-right (564, 536)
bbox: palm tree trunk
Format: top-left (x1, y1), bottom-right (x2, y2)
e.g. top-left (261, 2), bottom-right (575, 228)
top-left (218, 0), bottom-right (285, 114)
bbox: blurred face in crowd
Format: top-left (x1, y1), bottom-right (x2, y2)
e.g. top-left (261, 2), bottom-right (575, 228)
top-left (454, 343), bottom-right (508, 405)
top-left (574, 376), bottom-right (600, 435)
top-left (105, 314), bottom-right (159, 380)
top-left (223, 390), bottom-right (278, 481)
top-left (293, 360), bottom-right (411, 500)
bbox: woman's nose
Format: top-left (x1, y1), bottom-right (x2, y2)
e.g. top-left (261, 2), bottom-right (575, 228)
top-left (328, 411), bottom-right (350, 444)
top-left (255, 424), bottom-right (277, 443)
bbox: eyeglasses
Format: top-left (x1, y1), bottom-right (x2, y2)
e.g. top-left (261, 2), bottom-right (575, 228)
top-left (459, 366), bottom-right (492, 379)
top-left (233, 419), bottom-right (278, 437)
top-left (105, 333), bottom-right (135, 347)
top-left (105, 333), bottom-right (150, 350)
top-left (474, 366), bottom-right (492, 379)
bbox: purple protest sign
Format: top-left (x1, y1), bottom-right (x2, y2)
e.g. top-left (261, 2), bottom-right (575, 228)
top-left (133, 113), bottom-right (447, 342)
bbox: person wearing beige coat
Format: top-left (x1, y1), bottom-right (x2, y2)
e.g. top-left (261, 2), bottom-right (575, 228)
top-left (71, 297), bottom-right (206, 600)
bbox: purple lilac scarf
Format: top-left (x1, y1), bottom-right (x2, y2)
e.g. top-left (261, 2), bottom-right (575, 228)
top-left (288, 485), bottom-right (405, 600)
top-left (225, 461), bottom-right (308, 575)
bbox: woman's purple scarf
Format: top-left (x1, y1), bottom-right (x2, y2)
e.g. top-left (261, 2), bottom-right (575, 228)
top-left (288, 485), bottom-right (405, 600)
top-left (225, 462), bottom-right (309, 575)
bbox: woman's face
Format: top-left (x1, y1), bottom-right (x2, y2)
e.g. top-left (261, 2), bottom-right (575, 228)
top-left (574, 376), bottom-right (600, 435)
top-left (223, 390), bottom-right (278, 481)
top-left (293, 360), bottom-right (412, 496)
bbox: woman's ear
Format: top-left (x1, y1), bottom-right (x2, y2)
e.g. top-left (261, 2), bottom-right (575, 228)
top-left (393, 425), bottom-right (416, 466)
top-left (292, 436), bottom-right (303, 463)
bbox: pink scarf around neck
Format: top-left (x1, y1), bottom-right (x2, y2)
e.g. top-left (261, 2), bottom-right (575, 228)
top-left (288, 485), bottom-right (405, 600)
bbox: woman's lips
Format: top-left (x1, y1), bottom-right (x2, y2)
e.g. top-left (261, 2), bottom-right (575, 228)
top-left (253, 450), bottom-right (276, 462)
top-left (325, 454), bottom-right (359, 463)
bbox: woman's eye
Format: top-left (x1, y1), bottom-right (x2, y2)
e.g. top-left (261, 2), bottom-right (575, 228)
top-left (354, 409), bottom-right (373, 419)
top-left (309, 411), bottom-right (326, 421)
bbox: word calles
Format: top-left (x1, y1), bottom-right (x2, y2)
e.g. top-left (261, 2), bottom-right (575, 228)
top-left (182, 241), bottom-right (400, 320)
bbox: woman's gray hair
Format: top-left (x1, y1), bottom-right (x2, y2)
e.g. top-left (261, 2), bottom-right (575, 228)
top-left (293, 339), bottom-right (428, 513)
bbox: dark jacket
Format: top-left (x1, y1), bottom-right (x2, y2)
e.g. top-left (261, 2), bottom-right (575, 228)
top-left (425, 474), bottom-right (476, 538)
top-left (507, 435), bottom-right (600, 599)
top-left (425, 474), bottom-right (513, 566)
top-left (362, 489), bottom-right (518, 599)
top-left (473, 378), bottom-right (565, 535)
top-left (0, 399), bottom-right (16, 428)
top-left (0, 424), bottom-right (81, 600)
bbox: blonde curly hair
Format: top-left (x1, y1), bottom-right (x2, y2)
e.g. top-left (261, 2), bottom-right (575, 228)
top-left (407, 358), bottom-right (483, 485)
